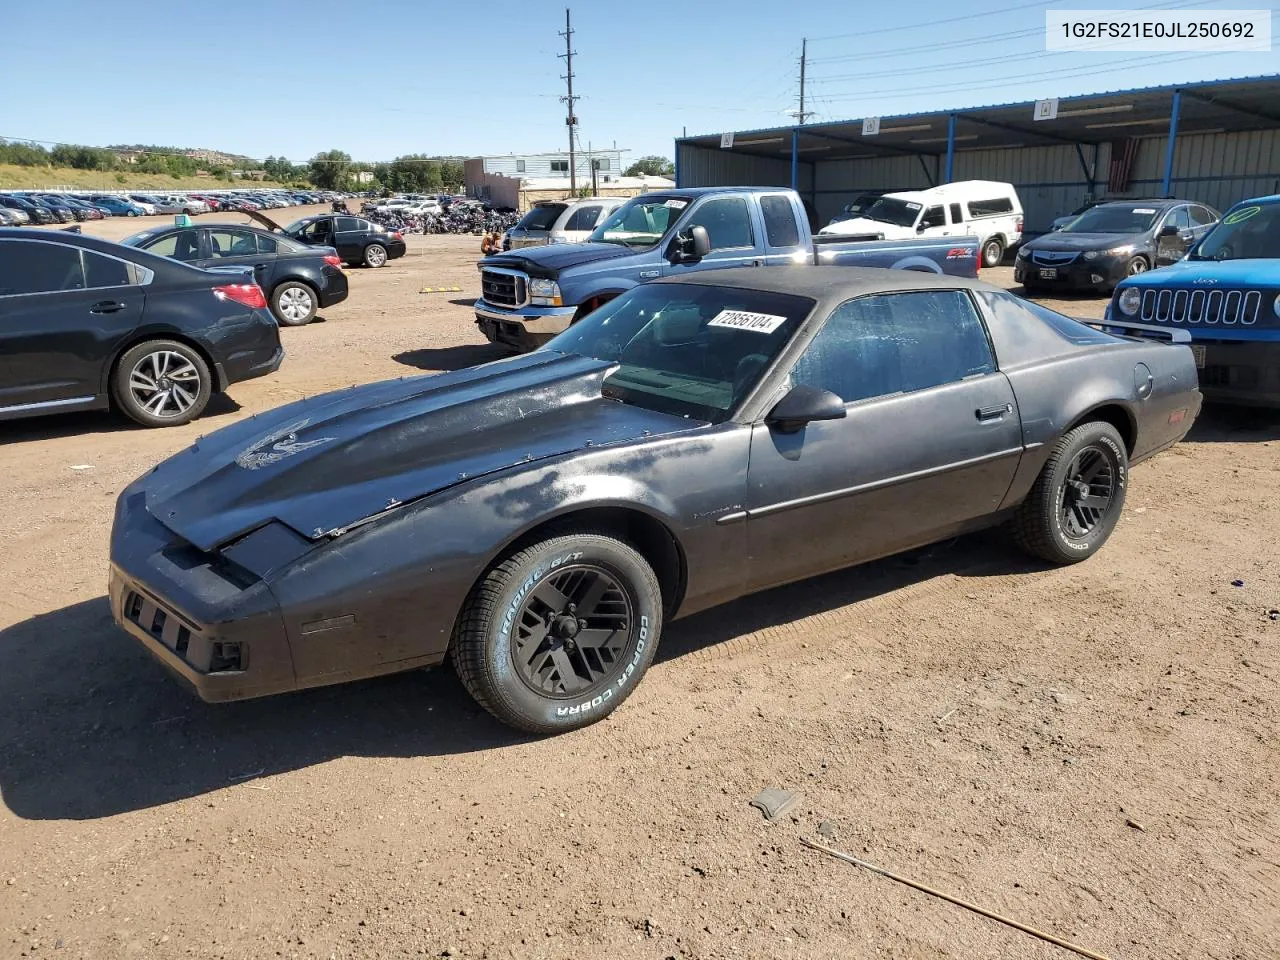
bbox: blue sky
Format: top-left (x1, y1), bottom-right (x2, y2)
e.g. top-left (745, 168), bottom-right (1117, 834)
top-left (1, 0), bottom-right (1276, 165)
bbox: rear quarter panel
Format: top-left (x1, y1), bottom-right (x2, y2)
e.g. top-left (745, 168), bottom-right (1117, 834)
top-left (813, 236), bottom-right (980, 278)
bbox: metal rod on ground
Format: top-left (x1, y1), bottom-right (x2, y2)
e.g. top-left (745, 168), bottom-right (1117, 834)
top-left (800, 837), bottom-right (1117, 960)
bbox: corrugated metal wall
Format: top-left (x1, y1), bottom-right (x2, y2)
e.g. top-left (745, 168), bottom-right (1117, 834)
top-left (678, 129), bottom-right (1280, 235)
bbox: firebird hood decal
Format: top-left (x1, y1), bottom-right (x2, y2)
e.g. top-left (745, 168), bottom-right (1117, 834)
top-left (235, 419), bottom-right (337, 470)
top-left (141, 352), bottom-right (697, 552)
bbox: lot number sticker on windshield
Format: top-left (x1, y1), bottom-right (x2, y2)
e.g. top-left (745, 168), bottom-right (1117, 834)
top-left (708, 309), bottom-right (788, 334)
top-left (664, 199), bottom-right (688, 209)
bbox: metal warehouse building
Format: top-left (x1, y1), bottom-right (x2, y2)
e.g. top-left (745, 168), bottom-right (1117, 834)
top-left (674, 75), bottom-right (1280, 235)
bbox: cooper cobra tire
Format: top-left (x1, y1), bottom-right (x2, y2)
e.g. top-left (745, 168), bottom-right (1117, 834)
top-left (1011, 421), bottom-right (1128, 564)
top-left (112, 339), bottom-right (212, 427)
top-left (453, 531), bottom-right (663, 734)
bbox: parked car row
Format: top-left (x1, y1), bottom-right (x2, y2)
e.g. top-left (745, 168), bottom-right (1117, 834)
top-left (0, 189), bottom-right (354, 226)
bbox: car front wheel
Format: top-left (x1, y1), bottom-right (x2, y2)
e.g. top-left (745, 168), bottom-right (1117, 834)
top-left (112, 340), bottom-right (212, 427)
top-left (363, 243), bottom-right (388, 268)
top-left (453, 531), bottom-right (663, 734)
top-left (271, 281), bottom-right (318, 326)
top-left (1011, 421), bottom-right (1127, 564)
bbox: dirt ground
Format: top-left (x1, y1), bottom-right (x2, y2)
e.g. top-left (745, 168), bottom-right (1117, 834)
top-left (2, 213), bottom-right (1278, 960)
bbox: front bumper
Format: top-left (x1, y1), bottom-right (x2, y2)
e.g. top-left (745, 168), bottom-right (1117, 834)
top-left (474, 299), bottom-right (578, 352)
top-left (1016, 254), bottom-right (1128, 291)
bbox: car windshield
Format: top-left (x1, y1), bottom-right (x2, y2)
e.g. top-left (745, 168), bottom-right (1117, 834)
top-left (1189, 202), bottom-right (1280, 260)
top-left (861, 197), bottom-right (921, 227)
top-left (121, 230), bottom-right (156, 246)
top-left (545, 283), bottom-right (814, 423)
top-left (1060, 205), bottom-right (1159, 234)
top-left (588, 196), bottom-right (689, 248)
top-left (515, 204), bottom-right (567, 231)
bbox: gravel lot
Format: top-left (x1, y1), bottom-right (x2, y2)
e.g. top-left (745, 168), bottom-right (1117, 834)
top-left (2, 211), bottom-right (1278, 960)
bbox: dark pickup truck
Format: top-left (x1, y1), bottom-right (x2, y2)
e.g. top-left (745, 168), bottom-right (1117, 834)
top-left (475, 186), bottom-right (982, 350)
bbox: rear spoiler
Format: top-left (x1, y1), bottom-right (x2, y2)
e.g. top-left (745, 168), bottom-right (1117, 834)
top-left (60, 224), bottom-right (82, 234)
top-left (1077, 318), bottom-right (1192, 343)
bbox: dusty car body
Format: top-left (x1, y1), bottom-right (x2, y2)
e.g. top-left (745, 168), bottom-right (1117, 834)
top-left (110, 268), bottom-right (1201, 733)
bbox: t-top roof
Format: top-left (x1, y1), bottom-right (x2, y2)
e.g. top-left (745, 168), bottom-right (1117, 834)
top-left (679, 75), bottom-right (1280, 161)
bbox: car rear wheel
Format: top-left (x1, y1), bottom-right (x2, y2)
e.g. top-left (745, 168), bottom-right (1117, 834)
top-left (271, 282), bottom-right (318, 326)
top-left (453, 531), bottom-right (663, 734)
top-left (1011, 421), bottom-right (1127, 564)
top-left (982, 237), bottom-right (1005, 268)
top-left (113, 340), bottom-right (212, 427)
top-left (363, 244), bottom-right (388, 268)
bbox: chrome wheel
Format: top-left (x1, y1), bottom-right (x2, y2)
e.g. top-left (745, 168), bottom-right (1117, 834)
top-left (277, 286), bottom-right (314, 324)
top-left (128, 350), bottom-right (202, 419)
top-left (364, 244), bottom-right (387, 267)
top-left (1127, 257), bottom-right (1148, 276)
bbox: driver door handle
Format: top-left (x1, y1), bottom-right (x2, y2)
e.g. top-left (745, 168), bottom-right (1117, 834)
top-left (976, 403), bottom-right (1011, 422)
top-left (89, 300), bottom-right (126, 314)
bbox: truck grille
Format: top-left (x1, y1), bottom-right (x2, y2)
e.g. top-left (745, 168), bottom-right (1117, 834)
top-left (1140, 288), bottom-right (1262, 325)
top-left (481, 269), bottom-right (528, 308)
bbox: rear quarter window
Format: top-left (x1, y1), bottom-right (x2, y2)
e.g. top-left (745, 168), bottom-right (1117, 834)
top-left (760, 195), bottom-right (801, 248)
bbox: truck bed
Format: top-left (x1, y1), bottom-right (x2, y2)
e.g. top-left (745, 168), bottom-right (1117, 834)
top-left (810, 233), bottom-right (981, 278)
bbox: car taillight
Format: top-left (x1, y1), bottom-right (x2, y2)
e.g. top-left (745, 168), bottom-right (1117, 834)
top-left (213, 283), bottom-right (267, 309)
top-left (323, 254), bottom-right (341, 267)
top-left (1015, 216), bottom-right (1024, 234)
top-left (392, 231), bottom-right (403, 241)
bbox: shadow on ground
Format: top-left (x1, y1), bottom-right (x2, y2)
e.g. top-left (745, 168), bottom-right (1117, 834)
top-left (1183, 402), bottom-right (1280, 443)
top-left (393, 344), bottom-right (512, 372)
top-left (0, 530), bottom-right (1036, 822)
top-left (0, 394), bottom-right (242, 445)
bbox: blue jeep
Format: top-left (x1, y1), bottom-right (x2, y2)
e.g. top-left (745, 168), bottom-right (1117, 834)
top-left (1104, 194), bottom-right (1280, 407)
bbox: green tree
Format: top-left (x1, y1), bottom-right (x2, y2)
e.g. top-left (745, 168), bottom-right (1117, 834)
top-left (440, 159), bottom-right (464, 192)
top-left (308, 149), bottom-right (352, 190)
top-left (624, 155), bottom-right (674, 178)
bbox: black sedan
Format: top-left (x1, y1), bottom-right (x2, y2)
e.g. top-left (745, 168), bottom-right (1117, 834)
top-left (122, 223), bottom-right (349, 326)
top-left (0, 194), bottom-right (56, 225)
top-left (109, 268), bottom-right (1201, 732)
top-left (0, 229), bottom-right (282, 428)
top-left (1017, 199), bottom-right (1219, 293)
top-left (283, 214), bottom-right (406, 268)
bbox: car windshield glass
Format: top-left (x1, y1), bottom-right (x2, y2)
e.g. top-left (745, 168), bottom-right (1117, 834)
top-left (515, 204), bottom-right (566, 231)
top-left (1189, 202), bottom-right (1280, 260)
top-left (1060, 205), bottom-right (1159, 234)
top-left (588, 196), bottom-right (689, 247)
top-left (545, 283), bottom-right (814, 423)
top-left (861, 197), bottom-right (921, 227)
top-left (121, 231), bottom-right (156, 246)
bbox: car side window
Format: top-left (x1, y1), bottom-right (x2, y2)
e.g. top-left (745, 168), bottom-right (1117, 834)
top-left (83, 251), bottom-right (131, 288)
top-left (1163, 207), bottom-right (1190, 231)
top-left (1189, 205), bottom-right (1217, 226)
top-left (760, 195), bottom-right (801, 248)
top-left (949, 203), bottom-right (964, 224)
top-left (208, 230), bottom-right (257, 257)
top-left (790, 290), bottom-right (995, 404)
top-left (921, 206), bottom-right (946, 229)
top-left (0, 241), bottom-right (85, 295)
top-left (144, 234), bottom-right (180, 258)
top-left (336, 217), bottom-right (362, 232)
top-left (256, 234), bottom-right (279, 254)
top-left (564, 205), bottom-right (600, 231)
top-left (687, 197), bottom-right (754, 250)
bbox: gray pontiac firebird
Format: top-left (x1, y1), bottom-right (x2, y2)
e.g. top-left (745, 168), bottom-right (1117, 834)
top-left (110, 267), bottom-right (1201, 733)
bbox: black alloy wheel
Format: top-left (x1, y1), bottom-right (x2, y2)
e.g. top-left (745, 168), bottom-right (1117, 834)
top-left (1058, 446), bottom-right (1117, 540)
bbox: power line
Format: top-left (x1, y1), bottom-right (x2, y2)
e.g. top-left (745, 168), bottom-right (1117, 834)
top-left (807, 0), bottom-right (1056, 42)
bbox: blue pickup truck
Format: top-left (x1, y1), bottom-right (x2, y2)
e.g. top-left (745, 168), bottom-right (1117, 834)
top-left (475, 186), bottom-right (981, 351)
top-left (1103, 194), bottom-right (1280, 407)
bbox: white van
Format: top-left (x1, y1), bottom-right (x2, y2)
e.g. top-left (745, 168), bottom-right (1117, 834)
top-left (504, 197), bottom-right (627, 249)
top-left (819, 180), bottom-right (1023, 267)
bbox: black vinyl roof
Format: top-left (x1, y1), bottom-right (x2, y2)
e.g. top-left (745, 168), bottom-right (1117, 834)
top-left (679, 75), bottom-right (1280, 161)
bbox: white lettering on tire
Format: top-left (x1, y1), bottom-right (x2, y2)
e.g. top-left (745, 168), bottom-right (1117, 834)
top-left (555, 615), bottom-right (649, 718)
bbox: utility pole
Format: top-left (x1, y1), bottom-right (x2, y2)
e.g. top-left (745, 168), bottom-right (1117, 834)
top-left (559, 8), bottom-right (579, 192)
top-left (589, 140), bottom-right (598, 194)
top-left (797, 38), bottom-right (809, 125)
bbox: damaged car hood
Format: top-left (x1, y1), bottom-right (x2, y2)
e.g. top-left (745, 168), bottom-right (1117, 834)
top-left (141, 352), bottom-right (698, 552)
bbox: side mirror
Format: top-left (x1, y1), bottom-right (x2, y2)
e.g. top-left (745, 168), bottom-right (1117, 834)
top-left (765, 384), bottom-right (847, 433)
top-left (916, 222), bottom-right (927, 233)
top-left (670, 224), bottom-right (711, 262)
top-left (1159, 224), bottom-right (1179, 237)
